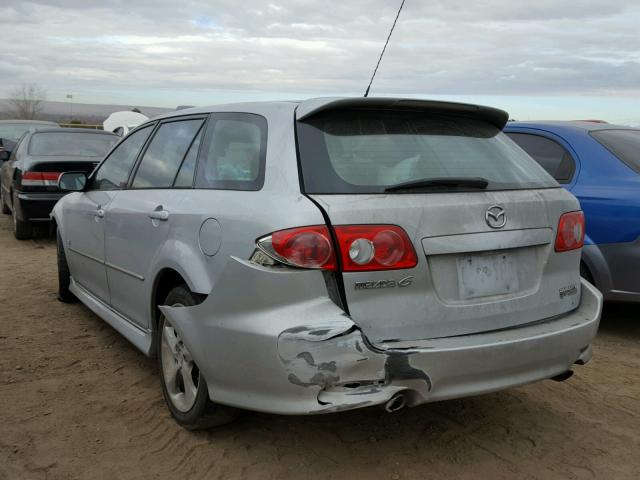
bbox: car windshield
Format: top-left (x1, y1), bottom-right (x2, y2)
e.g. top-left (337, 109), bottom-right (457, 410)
top-left (29, 132), bottom-right (117, 157)
top-left (0, 123), bottom-right (49, 142)
top-left (590, 129), bottom-right (640, 174)
top-left (297, 110), bottom-right (558, 194)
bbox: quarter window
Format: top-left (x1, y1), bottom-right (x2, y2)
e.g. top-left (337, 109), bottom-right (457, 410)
top-left (132, 119), bottom-right (204, 189)
top-left (91, 125), bottom-right (153, 190)
top-left (195, 113), bottom-right (267, 190)
top-left (507, 133), bottom-right (576, 183)
top-left (590, 129), bottom-right (640, 174)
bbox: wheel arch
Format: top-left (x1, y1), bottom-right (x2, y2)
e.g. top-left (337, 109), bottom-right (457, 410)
top-left (150, 266), bottom-right (209, 356)
top-left (581, 243), bottom-right (613, 296)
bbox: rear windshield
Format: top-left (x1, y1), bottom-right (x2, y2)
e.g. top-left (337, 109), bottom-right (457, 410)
top-left (297, 110), bottom-right (558, 194)
top-left (29, 132), bottom-right (117, 157)
top-left (590, 129), bottom-right (640, 174)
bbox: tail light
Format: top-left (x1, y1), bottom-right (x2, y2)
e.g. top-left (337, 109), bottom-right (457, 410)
top-left (258, 226), bottom-right (337, 270)
top-left (21, 171), bottom-right (61, 187)
top-left (256, 224), bottom-right (417, 271)
top-left (333, 225), bottom-right (417, 271)
top-left (555, 211), bottom-right (585, 252)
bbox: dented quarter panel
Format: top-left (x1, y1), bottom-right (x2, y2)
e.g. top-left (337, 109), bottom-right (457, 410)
top-left (159, 257), bottom-right (374, 414)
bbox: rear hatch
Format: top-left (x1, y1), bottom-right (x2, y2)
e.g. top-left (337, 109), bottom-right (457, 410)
top-left (296, 99), bottom-right (582, 344)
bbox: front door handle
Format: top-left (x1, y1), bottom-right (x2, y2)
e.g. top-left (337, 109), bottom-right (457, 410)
top-left (149, 210), bottom-right (169, 221)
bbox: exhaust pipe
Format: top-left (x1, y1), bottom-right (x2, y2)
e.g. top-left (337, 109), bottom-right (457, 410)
top-left (551, 370), bottom-right (574, 382)
top-left (384, 393), bottom-right (406, 413)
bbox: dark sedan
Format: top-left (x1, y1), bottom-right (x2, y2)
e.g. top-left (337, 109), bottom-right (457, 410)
top-left (1, 128), bottom-right (118, 239)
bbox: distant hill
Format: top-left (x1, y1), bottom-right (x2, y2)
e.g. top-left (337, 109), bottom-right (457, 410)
top-left (0, 99), bottom-right (174, 125)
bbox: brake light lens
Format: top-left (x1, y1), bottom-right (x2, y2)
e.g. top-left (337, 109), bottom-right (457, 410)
top-left (21, 171), bottom-right (61, 187)
top-left (256, 224), bottom-right (418, 271)
top-left (555, 211), bottom-right (585, 252)
top-left (334, 225), bottom-right (418, 271)
top-left (267, 226), bottom-right (337, 270)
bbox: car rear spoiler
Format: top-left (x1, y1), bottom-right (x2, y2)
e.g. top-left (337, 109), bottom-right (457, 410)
top-left (296, 97), bottom-right (510, 130)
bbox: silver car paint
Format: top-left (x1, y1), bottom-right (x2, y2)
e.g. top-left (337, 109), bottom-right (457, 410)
top-left (63, 190), bottom-right (116, 304)
top-left (53, 98), bottom-right (603, 415)
top-left (54, 101), bottom-right (320, 355)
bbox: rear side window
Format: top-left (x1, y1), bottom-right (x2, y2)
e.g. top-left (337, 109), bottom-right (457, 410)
top-left (29, 132), bottom-right (117, 157)
top-left (92, 125), bottom-right (153, 190)
top-left (195, 113), bottom-right (267, 190)
top-left (297, 110), bottom-right (557, 194)
top-left (131, 119), bottom-right (204, 189)
top-left (506, 133), bottom-right (576, 183)
top-left (590, 129), bottom-right (640, 174)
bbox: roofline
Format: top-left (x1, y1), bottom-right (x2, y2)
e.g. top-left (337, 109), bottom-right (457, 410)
top-left (505, 120), bottom-right (640, 132)
top-left (31, 128), bottom-right (116, 134)
top-left (295, 97), bottom-right (510, 129)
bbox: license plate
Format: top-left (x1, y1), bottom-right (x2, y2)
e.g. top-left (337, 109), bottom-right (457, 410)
top-left (456, 253), bottom-right (519, 300)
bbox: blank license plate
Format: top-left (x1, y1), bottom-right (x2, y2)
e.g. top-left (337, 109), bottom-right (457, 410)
top-left (456, 253), bottom-right (519, 300)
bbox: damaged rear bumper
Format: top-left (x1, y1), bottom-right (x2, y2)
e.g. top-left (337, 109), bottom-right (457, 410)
top-left (159, 258), bottom-right (602, 415)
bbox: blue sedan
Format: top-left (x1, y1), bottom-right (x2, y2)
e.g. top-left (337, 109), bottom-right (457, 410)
top-left (505, 121), bottom-right (640, 302)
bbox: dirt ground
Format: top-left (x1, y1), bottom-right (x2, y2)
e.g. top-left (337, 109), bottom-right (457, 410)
top-left (0, 214), bottom-right (639, 480)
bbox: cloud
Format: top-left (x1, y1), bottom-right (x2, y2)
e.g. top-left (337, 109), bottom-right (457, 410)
top-left (1, 0), bottom-right (639, 103)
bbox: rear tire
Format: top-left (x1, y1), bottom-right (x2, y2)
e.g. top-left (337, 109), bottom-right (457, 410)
top-left (57, 230), bottom-right (76, 303)
top-left (580, 262), bottom-right (594, 285)
top-left (1, 188), bottom-right (9, 215)
top-left (12, 204), bottom-right (32, 240)
top-left (157, 285), bottom-right (238, 429)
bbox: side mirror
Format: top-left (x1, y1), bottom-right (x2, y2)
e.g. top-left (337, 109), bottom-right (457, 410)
top-left (0, 150), bottom-right (9, 162)
top-left (58, 171), bottom-right (88, 192)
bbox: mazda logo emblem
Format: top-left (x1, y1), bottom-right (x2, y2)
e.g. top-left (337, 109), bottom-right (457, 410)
top-left (485, 205), bottom-right (506, 229)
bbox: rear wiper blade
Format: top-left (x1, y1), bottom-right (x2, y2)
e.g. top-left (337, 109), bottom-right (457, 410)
top-left (384, 177), bottom-right (489, 192)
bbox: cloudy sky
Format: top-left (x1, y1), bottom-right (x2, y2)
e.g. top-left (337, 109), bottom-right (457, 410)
top-left (2, 0), bottom-right (640, 123)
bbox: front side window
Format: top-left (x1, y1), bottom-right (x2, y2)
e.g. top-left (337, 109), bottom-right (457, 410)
top-left (174, 128), bottom-right (203, 187)
top-left (297, 110), bottom-right (558, 194)
top-left (506, 132), bottom-right (576, 183)
top-left (131, 119), bottom-right (204, 189)
top-left (29, 132), bottom-right (117, 157)
top-left (195, 113), bottom-right (267, 190)
top-left (91, 125), bottom-right (153, 190)
top-left (590, 129), bottom-right (640, 174)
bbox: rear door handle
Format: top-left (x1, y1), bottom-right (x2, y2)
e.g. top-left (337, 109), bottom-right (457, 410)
top-left (149, 210), bottom-right (169, 221)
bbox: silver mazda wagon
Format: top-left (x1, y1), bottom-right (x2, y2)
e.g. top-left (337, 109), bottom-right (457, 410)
top-left (53, 98), bottom-right (603, 429)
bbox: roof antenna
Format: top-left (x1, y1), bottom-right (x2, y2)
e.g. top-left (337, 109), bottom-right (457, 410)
top-left (364, 0), bottom-right (406, 97)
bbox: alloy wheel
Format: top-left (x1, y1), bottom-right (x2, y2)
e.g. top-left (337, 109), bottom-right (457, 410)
top-left (160, 315), bottom-right (200, 413)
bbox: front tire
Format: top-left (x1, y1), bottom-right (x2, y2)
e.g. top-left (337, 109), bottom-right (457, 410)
top-left (157, 285), bottom-right (238, 429)
top-left (57, 230), bottom-right (76, 303)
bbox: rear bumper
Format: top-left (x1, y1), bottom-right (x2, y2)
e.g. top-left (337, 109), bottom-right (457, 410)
top-left (15, 191), bottom-right (66, 222)
top-left (160, 260), bottom-right (602, 415)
